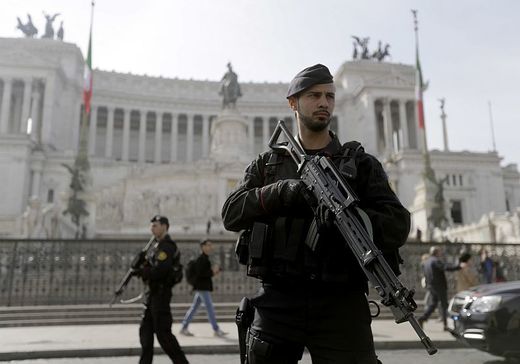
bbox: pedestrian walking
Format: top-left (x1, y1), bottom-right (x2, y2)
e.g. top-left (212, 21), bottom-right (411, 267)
top-left (418, 246), bottom-right (460, 331)
top-left (479, 248), bottom-right (495, 284)
top-left (180, 239), bottom-right (228, 337)
top-left (135, 215), bottom-right (189, 364)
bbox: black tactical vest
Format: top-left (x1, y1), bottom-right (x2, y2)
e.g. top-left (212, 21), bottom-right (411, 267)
top-left (242, 141), bottom-right (371, 287)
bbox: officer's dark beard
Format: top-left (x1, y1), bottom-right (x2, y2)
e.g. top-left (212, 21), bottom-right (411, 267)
top-left (296, 101), bottom-right (331, 132)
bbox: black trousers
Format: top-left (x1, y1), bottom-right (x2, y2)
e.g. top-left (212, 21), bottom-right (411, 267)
top-left (248, 283), bottom-right (380, 364)
top-left (419, 288), bottom-right (448, 327)
top-left (139, 289), bottom-right (189, 364)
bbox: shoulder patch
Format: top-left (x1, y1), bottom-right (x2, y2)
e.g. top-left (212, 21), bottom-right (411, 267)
top-left (157, 251), bottom-right (168, 261)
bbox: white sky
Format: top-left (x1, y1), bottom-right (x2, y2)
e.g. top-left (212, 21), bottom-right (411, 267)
top-left (2, 0), bottom-right (519, 167)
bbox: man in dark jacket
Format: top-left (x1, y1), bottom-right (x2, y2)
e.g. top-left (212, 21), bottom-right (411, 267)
top-left (180, 240), bottom-right (228, 337)
top-left (222, 64), bottom-right (411, 364)
top-left (418, 246), bottom-right (460, 330)
top-left (137, 215), bottom-right (189, 364)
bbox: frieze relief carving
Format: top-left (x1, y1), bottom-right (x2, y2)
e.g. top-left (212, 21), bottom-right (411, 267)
top-left (96, 181), bottom-right (218, 230)
top-left (95, 187), bottom-right (124, 229)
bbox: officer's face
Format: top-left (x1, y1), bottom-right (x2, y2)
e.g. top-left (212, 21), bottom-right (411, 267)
top-left (289, 83), bottom-right (335, 132)
top-left (202, 241), bottom-right (213, 255)
top-left (150, 222), bottom-right (167, 238)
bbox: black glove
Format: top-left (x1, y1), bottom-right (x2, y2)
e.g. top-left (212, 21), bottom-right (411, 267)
top-left (315, 204), bottom-right (334, 232)
top-left (259, 179), bottom-right (310, 214)
top-left (277, 179), bottom-right (307, 210)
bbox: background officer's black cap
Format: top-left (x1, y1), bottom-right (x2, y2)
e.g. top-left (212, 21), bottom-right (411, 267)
top-left (286, 64), bottom-right (334, 99)
top-left (150, 215), bottom-right (169, 226)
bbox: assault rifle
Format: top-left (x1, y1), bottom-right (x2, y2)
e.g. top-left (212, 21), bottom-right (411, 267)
top-left (268, 120), bottom-right (437, 355)
top-left (109, 236), bottom-right (156, 306)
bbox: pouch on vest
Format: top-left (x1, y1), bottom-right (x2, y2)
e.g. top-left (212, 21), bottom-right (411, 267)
top-left (235, 229), bottom-right (251, 266)
top-left (247, 222), bottom-right (272, 278)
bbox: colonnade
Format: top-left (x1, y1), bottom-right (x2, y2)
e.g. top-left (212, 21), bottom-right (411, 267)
top-left (373, 98), bottom-right (418, 155)
top-left (0, 77), bottom-right (43, 140)
top-left (88, 105), bottom-right (298, 163)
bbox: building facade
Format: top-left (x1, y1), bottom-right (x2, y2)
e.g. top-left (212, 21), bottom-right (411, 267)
top-left (1, 37), bottom-right (519, 241)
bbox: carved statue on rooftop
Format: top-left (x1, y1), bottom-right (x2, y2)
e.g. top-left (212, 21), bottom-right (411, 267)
top-left (372, 41), bottom-right (391, 61)
top-left (57, 21), bottom-right (64, 41)
top-left (352, 36), bottom-right (370, 59)
top-left (42, 12), bottom-right (60, 39)
top-left (16, 14), bottom-right (38, 37)
top-left (352, 36), bottom-right (391, 62)
top-left (219, 62), bottom-right (242, 109)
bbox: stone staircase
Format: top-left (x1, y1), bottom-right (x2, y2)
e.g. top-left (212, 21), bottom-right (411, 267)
top-left (0, 303), bottom-right (237, 328)
top-left (0, 300), bottom-right (429, 327)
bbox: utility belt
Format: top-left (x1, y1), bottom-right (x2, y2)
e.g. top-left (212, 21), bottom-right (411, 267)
top-left (148, 281), bottom-right (173, 295)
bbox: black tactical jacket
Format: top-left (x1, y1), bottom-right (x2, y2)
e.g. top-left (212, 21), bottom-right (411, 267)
top-left (192, 253), bottom-right (214, 291)
top-left (141, 234), bottom-right (181, 292)
top-left (222, 133), bottom-right (410, 291)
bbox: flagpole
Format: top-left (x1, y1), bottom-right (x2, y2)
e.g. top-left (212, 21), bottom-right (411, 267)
top-left (488, 101), bottom-right (497, 152)
top-left (412, 11), bottom-right (428, 153)
top-left (412, 9), bottom-right (443, 240)
top-left (78, 0), bottom-right (95, 168)
top-left (65, 0), bottom-right (94, 238)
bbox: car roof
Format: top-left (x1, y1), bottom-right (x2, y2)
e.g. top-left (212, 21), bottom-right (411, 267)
top-left (468, 280), bottom-right (520, 296)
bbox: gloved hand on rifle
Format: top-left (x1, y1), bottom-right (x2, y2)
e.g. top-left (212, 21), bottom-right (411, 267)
top-left (132, 264), bottom-right (151, 280)
top-left (260, 179), bottom-right (313, 215)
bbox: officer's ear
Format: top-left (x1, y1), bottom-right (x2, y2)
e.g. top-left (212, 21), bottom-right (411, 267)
top-left (288, 96), bottom-right (298, 111)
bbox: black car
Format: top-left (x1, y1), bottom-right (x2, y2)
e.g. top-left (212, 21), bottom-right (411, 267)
top-left (448, 280), bottom-right (520, 360)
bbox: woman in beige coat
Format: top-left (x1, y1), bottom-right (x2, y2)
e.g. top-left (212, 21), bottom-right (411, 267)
top-left (456, 253), bottom-right (479, 291)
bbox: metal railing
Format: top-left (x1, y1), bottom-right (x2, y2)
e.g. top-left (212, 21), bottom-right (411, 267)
top-left (1, 239), bottom-right (519, 306)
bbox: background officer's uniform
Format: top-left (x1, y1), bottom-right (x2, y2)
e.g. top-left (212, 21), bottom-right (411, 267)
top-left (138, 218), bottom-right (188, 364)
top-left (222, 64), bottom-right (411, 364)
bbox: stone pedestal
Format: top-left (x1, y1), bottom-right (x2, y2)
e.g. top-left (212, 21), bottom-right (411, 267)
top-left (210, 107), bottom-right (251, 163)
top-left (409, 177), bottom-right (437, 240)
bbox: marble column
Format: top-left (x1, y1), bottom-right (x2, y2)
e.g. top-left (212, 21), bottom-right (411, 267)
top-left (29, 87), bottom-right (41, 142)
top-left (186, 113), bottom-right (194, 163)
top-left (399, 100), bottom-right (409, 150)
top-left (20, 78), bottom-right (33, 134)
top-left (122, 109), bottom-right (130, 161)
top-left (170, 114), bottom-right (178, 162)
top-left (382, 98), bottom-right (393, 154)
top-left (247, 116), bottom-right (254, 155)
top-left (154, 112), bottom-right (163, 164)
top-left (262, 117), bottom-right (269, 147)
top-left (202, 114), bottom-right (209, 158)
top-left (0, 77), bottom-right (12, 134)
top-left (10, 82), bottom-right (23, 134)
top-left (31, 163), bottom-right (43, 198)
top-left (104, 106), bottom-right (114, 158)
top-left (138, 110), bottom-right (146, 163)
top-left (88, 105), bottom-right (98, 156)
top-left (41, 76), bottom-right (56, 145)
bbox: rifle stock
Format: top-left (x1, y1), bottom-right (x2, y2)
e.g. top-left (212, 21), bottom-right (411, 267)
top-left (269, 120), bottom-right (437, 355)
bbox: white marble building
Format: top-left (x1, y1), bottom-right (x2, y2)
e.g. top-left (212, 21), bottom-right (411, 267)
top-left (1, 37), bottom-right (519, 241)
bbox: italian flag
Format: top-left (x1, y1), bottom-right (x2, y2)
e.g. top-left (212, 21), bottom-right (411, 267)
top-left (415, 45), bottom-right (425, 130)
top-left (83, 2), bottom-right (94, 116)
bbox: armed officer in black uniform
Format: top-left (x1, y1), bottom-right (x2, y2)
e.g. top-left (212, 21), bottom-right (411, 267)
top-left (222, 64), bottom-right (411, 363)
top-left (137, 215), bottom-right (189, 364)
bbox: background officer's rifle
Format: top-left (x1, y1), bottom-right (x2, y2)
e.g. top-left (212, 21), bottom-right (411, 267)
top-left (109, 236), bottom-right (155, 306)
top-left (268, 120), bottom-right (437, 355)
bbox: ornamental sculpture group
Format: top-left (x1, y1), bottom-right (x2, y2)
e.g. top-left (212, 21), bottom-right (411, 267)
top-left (352, 36), bottom-right (390, 62)
top-left (16, 12), bottom-right (64, 40)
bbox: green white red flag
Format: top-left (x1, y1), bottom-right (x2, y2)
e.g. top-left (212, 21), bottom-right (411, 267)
top-left (415, 42), bottom-right (425, 130)
top-left (413, 10), bottom-right (425, 130)
top-left (83, 2), bottom-right (94, 115)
